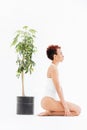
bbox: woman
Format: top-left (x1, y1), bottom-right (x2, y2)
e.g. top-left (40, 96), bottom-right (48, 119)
top-left (39, 45), bottom-right (81, 116)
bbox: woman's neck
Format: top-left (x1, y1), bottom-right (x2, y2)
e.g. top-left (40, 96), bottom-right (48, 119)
top-left (52, 61), bottom-right (59, 66)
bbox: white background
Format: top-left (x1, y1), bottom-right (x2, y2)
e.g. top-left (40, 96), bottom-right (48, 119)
top-left (0, 0), bottom-right (87, 129)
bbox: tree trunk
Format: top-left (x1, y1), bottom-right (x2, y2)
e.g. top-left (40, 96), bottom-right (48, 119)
top-left (21, 71), bottom-right (25, 96)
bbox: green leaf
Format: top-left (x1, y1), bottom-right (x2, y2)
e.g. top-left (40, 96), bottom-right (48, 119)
top-left (29, 29), bottom-right (36, 34)
top-left (11, 34), bottom-right (19, 46)
top-left (11, 25), bottom-right (37, 78)
top-left (23, 26), bottom-right (28, 30)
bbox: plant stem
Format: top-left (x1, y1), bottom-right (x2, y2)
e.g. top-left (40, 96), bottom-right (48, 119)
top-left (21, 71), bottom-right (25, 96)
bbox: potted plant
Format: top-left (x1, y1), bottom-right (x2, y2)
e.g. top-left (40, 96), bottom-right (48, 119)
top-left (11, 26), bottom-right (37, 115)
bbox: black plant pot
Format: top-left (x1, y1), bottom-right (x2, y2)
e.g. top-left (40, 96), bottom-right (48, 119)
top-left (17, 96), bottom-right (34, 115)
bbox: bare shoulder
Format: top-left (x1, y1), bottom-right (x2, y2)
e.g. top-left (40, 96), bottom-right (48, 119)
top-left (47, 64), bottom-right (58, 77)
top-left (51, 64), bottom-right (58, 70)
top-left (48, 64), bottom-right (57, 71)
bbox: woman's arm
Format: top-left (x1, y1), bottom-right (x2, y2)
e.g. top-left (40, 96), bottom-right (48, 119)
top-left (51, 66), bottom-right (72, 116)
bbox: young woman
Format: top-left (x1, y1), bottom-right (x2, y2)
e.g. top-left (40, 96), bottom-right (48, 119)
top-left (39, 45), bottom-right (81, 116)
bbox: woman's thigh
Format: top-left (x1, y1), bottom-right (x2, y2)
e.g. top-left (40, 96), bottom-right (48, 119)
top-left (41, 96), bottom-right (81, 113)
top-left (41, 96), bottom-right (64, 111)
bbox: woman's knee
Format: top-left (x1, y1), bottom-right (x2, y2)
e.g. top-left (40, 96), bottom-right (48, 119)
top-left (75, 106), bottom-right (81, 116)
top-left (67, 102), bottom-right (81, 116)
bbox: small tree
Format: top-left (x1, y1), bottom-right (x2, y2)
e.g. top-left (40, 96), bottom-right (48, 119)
top-left (11, 26), bottom-right (37, 96)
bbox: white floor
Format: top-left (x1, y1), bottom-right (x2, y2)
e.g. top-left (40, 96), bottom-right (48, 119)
top-left (0, 112), bottom-right (86, 130)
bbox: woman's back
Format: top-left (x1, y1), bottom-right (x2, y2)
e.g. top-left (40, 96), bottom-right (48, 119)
top-left (43, 77), bottom-right (58, 99)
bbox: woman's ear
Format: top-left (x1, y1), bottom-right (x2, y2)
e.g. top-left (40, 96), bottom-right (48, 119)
top-left (53, 54), bottom-right (56, 59)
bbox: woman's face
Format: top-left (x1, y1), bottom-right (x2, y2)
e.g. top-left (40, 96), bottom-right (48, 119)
top-left (55, 48), bottom-right (64, 62)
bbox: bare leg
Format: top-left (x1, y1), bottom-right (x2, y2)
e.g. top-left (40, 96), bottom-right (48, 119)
top-left (38, 110), bottom-right (78, 116)
top-left (38, 111), bottom-right (65, 116)
top-left (45, 111), bottom-right (79, 116)
top-left (38, 111), bottom-right (51, 116)
top-left (38, 96), bottom-right (81, 116)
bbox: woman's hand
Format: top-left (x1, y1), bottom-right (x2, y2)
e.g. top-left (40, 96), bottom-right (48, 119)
top-left (64, 104), bottom-right (72, 116)
top-left (64, 107), bottom-right (72, 116)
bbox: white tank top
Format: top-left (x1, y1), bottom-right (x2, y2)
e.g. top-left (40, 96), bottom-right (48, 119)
top-left (43, 78), bottom-right (58, 99)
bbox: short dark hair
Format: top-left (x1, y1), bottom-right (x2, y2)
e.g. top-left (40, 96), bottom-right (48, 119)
top-left (46, 45), bottom-right (61, 60)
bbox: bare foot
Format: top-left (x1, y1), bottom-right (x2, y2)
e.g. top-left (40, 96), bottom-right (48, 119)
top-left (38, 111), bottom-right (50, 116)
